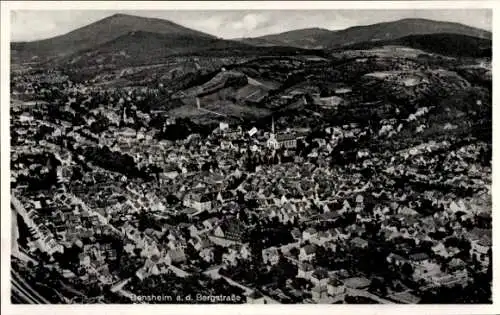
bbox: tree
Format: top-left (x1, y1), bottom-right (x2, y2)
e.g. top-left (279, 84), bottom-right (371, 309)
top-left (402, 262), bottom-right (414, 277)
top-left (213, 246), bottom-right (225, 264)
top-left (369, 277), bottom-right (388, 296)
top-left (133, 248), bottom-right (142, 257)
top-left (185, 243), bottom-right (198, 261)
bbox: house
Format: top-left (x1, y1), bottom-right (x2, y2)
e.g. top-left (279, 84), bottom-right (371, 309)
top-left (166, 237), bottom-right (187, 251)
top-left (200, 247), bottom-right (214, 263)
top-left (388, 291), bottom-right (421, 304)
top-left (240, 244), bottom-right (252, 260)
top-left (409, 253), bottom-right (431, 266)
top-left (183, 192), bottom-right (212, 212)
top-left (191, 234), bottom-right (211, 251)
top-left (323, 240), bottom-right (338, 252)
top-left (302, 227), bottom-right (318, 241)
top-left (262, 247), bottom-right (280, 265)
top-left (188, 224), bottom-right (201, 238)
top-left (277, 133), bottom-right (298, 149)
top-left (468, 229), bottom-right (491, 269)
top-left (143, 257), bottom-right (161, 277)
top-left (311, 285), bottom-right (328, 302)
top-left (291, 228), bottom-right (302, 241)
top-left (413, 260), bottom-right (442, 283)
top-left (135, 267), bottom-right (149, 281)
top-left (297, 262), bottom-right (314, 280)
top-left (202, 218), bottom-right (220, 231)
top-left (165, 248), bottom-right (186, 264)
top-left (222, 247), bottom-right (239, 267)
top-left (429, 269), bottom-right (469, 288)
top-left (216, 190), bottom-right (237, 204)
top-left (310, 231), bottom-right (333, 246)
top-left (327, 277), bottom-right (345, 297)
top-left (162, 167), bottom-right (179, 180)
top-left (298, 244), bottom-right (317, 262)
top-left (448, 258), bottom-right (467, 272)
top-left (343, 277), bottom-right (371, 290)
top-left (310, 268), bottom-right (329, 287)
top-left (213, 219), bottom-right (247, 242)
top-left (386, 253), bottom-right (408, 267)
top-left (79, 253), bottom-right (91, 267)
top-left (432, 242), bottom-right (459, 259)
top-left (246, 291), bottom-right (266, 304)
top-left (351, 237), bottom-right (369, 249)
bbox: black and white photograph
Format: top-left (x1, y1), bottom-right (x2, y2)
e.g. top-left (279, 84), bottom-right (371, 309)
top-left (2, 1), bottom-right (495, 309)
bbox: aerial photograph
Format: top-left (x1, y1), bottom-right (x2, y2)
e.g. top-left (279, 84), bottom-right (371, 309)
top-left (9, 8), bottom-right (492, 304)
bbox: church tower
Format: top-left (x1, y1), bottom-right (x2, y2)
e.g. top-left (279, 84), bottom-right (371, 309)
top-left (267, 116), bottom-right (279, 150)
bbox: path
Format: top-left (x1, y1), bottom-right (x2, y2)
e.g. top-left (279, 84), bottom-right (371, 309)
top-left (347, 288), bottom-right (395, 304)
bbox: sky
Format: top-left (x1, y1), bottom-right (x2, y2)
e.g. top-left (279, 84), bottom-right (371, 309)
top-left (11, 9), bottom-right (492, 42)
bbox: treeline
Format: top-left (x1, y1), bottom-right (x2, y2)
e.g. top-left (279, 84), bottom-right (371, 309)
top-left (76, 145), bottom-right (152, 180)
top-left (13, 153), bottom-right (61, 191)
top-left (156, 117), bottom-right (215, 141)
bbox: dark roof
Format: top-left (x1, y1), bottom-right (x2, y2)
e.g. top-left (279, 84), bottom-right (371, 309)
top-left (343, 277), bottom-right (371, 289)
top-left (312, 268), bottom-right (329, 279)
top-left (351, 237), bottom-right (368, 247)
top-left (277, 133), bottom-right (297, 142)
top-left (299, 262), bottom-right (314, 271)
top-left (477, 236), bottom-right (492, 247)
top-left (305, 227), bottom-right (317, 234)
top-left (167, 249), bottom-right (186, 263)
top-left (291, 228), bottom-right (301, 237)
top-left (221, 219), bottom-right (247, 238)
top-left (409, 253), bottom-right (429, 261)
top-left (302, 244), bottom-right (317, 255)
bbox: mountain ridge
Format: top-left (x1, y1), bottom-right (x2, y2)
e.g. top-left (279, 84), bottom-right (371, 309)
top-left (236, 18), bottom-right (492, 49)
top-left (11, 15), bottom-right (492, 66)
top-left (337, 33), bottom-right (492, 58)
top-left (11, 13), bottom-right (217, 62)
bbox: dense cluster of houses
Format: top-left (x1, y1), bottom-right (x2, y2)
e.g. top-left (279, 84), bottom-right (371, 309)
top-left (11, 70), bottom-right (491, 304)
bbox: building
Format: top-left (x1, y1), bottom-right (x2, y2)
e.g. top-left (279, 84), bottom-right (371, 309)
top-left (297, 262), bottom-right (314, 280)
top-left (327, 278), bottom-right (346, 297)
top-left (262, 247), bottom-right (280, 265)
top-left (213, 219), bottom-right (247, 243)
top-left (310, 268), bottom-right (329, 288)
top-left (277, 133), bottom-right (298, 149)
top-left (267, 117), bottom-right (280, 150)
top-left (183, 192), bottom-right (212, 212)
top-left (165, 248), bottom-right (187, 264)
top-left (246, 291), bottom-right (266, 304)
top-left (311, 285), bottom-right (328, 302)
top-left (299, 244), bottom-right (317, 262)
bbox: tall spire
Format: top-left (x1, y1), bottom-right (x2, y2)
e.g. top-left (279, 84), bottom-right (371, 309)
top-left (272, 116), bottom-right (275, 134)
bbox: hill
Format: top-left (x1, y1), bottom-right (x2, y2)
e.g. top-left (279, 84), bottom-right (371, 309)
top-left (61, 30), bottom-right (251, 68)
top-left (236, 18), bottom-right (491, 49)
top-left (338, 33), bottom-right (492, 58)
top-left (238, 28), bottom-right (333, 49)
top-left (11, 13), bottom-right (217, 63)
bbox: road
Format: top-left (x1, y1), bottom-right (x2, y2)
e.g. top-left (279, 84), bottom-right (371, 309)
top-left (11, 270), bottom-right (51, 304)
top-left (202, 265), bottom-right (279, 303)
top-left (11, 195), bottom-right (46, 252)
top-left (71, 195), bottom-right (123, 235)
top-left (346, 288), bottom-right (395, 304)
top-left (110, 278), bottom-right (136, 300)
top-left (203, 265), bottom-right (252, 295)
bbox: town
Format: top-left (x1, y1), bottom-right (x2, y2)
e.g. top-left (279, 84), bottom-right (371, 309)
top-left (9, 11), bottom-right (492, 305)
top-left (11, 67), bottom-right (492, 304)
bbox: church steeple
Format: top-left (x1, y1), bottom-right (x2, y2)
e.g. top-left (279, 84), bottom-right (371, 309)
top-left (267, 116), bottom-right (279, 150)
